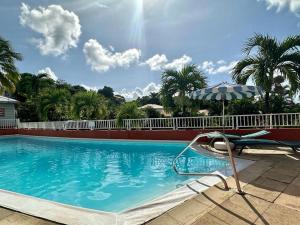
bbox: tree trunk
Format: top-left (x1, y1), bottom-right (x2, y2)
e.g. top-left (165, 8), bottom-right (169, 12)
top-left (265, 92), bottom-right (270, 113)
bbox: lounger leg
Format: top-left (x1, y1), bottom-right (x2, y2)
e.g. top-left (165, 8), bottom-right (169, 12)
top-left (208, 139), bottom-right (213, 147)
top-left (238, 146), bottom-right (245, 156)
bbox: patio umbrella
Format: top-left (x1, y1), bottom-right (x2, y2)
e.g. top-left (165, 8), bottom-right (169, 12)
top-left (190, 82), bottom-right (262, 129)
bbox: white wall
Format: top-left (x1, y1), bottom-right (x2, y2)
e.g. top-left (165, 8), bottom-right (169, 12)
top-left (0, 103), bottom-right (16, 120)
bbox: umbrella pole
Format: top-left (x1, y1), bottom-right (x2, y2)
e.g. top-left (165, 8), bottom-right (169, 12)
top-left (222, 99), bottom-right (225, 132)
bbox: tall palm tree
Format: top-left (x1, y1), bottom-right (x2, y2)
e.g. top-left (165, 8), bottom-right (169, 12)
top-left (161, 64), bottom-right (206, 115)
top-left (232, 34), bottom-right (300, 112)
top-left (72, 91), bottom-right (108, 120)
top-left (0, 36), bottom-right (22, 94)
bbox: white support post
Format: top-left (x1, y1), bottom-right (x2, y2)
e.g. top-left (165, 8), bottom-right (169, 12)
top-left (270, 114), bottom-right (273, 129)
top-left (108, 120), bottom-right (111, 130)
top-left (173, 118), bottom-right (177, 130)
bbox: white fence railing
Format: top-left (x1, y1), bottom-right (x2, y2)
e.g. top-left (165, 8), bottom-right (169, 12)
top-left (4, 112), bottom-right (300, 131)
top-left (0, 119), bottom-right (17, 129)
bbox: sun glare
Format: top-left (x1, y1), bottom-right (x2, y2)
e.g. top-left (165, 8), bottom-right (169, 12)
top-left (130, 0), bottom-right (145, 47)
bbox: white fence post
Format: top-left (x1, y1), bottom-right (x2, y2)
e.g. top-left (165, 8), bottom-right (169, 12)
top-left (126, 120), bottom-right (131, 130)
top-left (149, 119), bottom-right (152, 130)
top-left (173, 118), bottom-right (178, 130)
top-left (108, 120), bottom-right (111, 130)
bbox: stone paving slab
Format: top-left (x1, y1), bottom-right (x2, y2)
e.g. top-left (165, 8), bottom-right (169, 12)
top-left (208, 194), bottom-right (270, 225)
top-left (166, 199), bottom-right (209, 225)
top-left (243, 176), bottom-right (287, 202)
top-left (291, 175), bottom-right (300, 186)
top-left (275, 184), bottom-right (300, 211)
top-left (254, 203), bottom-right (300, 225)
top-left (191, 213), bottom-right (228, 225)
top-left (273, 160), bottom-right (300, 173)
top-left (0, 208), bottom-right (13, 221)
top-left (0, 213), bottom-right (56, 225)
top-left (193, 186), bottom-right (234, 208)
top-left (0, 208), bottom-right (59, 225)
top-left (146, 213), bottom-right (182, 225)
top-left (262, 169), bottom-right (296, 184)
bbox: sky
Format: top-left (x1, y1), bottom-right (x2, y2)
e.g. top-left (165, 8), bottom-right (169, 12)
top-left (1, 0), bottom-right (300, 99)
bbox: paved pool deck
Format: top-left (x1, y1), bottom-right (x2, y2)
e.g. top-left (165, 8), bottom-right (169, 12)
top-left (0, 147), bottom-right (299, 225)
top-left (0, 207), bottom-right (59, 225)
top-left (146, 147), bottom-right (300, 225)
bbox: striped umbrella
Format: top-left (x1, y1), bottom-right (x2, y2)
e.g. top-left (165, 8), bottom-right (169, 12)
top-left (190, 82), bottom-right (262, 129)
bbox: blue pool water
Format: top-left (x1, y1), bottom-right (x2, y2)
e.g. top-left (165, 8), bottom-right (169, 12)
top-left (0, 136), bottom-right (228, 212)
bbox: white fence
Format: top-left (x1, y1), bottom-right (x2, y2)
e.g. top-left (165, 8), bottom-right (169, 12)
top-left (0, 119), bottom-right (17, 129)
top-left (0, 113), bottom-right (297, 130)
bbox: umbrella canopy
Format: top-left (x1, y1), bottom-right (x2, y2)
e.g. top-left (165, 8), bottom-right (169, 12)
top-left (190, 82), bottom-right (262, 101)
top-left (190, 82), bottom-right (262, 130)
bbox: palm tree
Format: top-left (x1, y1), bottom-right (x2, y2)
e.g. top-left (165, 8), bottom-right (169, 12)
top-left (0, 36), bottom-right (22, 94)
top-left (233, 34), bottom-right (300, 112)
top-left (160, 64), bottom-right (206, 115)
top-left (38, 88), bottom-right (72, 121)
top-left (72, 91), bottom-right (108, 120)
top-left (33, 73), bottom-right (55, 95)
top-left (116, 102), bottom-right (145, 127)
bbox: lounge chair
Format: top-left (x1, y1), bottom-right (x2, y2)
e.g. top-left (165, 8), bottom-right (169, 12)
top-left (207, 130), bottom-right (270, 140)
top-left (231, 138), bottom-right (300, 155)
top-left (207, 130), bottom-right (270, 149)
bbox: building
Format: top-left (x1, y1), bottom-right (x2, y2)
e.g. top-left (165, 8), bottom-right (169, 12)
top-left (139, 104), bottom-right (171, 117)
top-left (0, 96), bottom-right (18, 120)
top-left (198, 109), bottom-right (210, 116)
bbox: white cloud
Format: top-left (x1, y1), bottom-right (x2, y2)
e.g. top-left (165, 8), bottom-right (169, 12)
top-left (164, 55), bottom-right (192, 70)
top-left (144, 54), bottom-right (192, 71)
top-left (115, 82), bottom-right (161, 100)
top-left (20, 3), bottom-right (81, 56)
top-left (144, 54), bottom-right (168, 71)
top-left (37, 67), bottom-right (58, 81)
top-left (80, 84), bottom-right (98, 91)
top-left (258, 0), bottom-right (300, 16)
top-left (83, 39), bottom-right (141, 72)
top-left (95, 3), bottom-right (109, 8)
top-left (199, 60), bottom-right (238, 75)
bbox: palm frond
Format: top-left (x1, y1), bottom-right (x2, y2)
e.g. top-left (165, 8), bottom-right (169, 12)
top-left (278, 52), bottom-right (300, 65)
top-left (0, 36), bottom-right (22, 94)
top-left (243, 33), bottom-right (278, 55)
top-left (279, 35), bottom-right (300, 55)
top-left (232, 57), bottom-right (258, 79)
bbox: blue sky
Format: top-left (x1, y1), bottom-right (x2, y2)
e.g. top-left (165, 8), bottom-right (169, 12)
top-left (1, 0), bottom-right (300, 99)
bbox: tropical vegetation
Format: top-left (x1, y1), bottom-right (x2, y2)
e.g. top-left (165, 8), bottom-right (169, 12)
top-left (0, 36), bottom-right (22, 94)
top-left (233, 34), bottom-right (300, 112)
top-left (72, 91), bottom-right (108, 120)
top-left (1, 34), bottom-right (300, 122)
top-left (160, 64), bottom-right (207, 116)
top-left (116, 102), bottom-right (145, 126)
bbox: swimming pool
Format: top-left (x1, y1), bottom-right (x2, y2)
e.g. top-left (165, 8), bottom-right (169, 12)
top-left (0, 135), bottom-right (231, 214)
